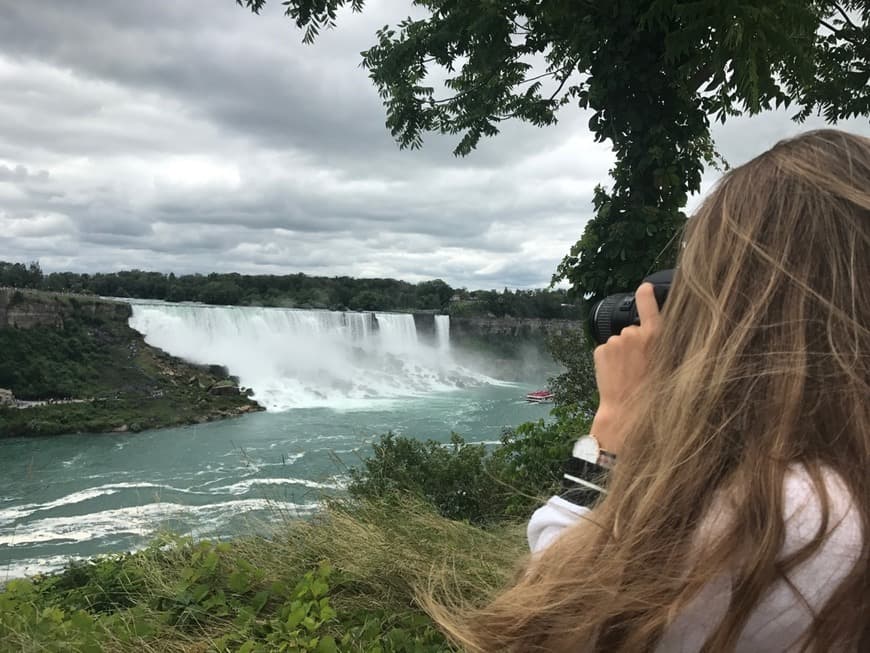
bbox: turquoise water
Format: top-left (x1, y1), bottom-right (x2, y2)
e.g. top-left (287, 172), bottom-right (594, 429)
top-left (0, 383), bottom-right (551, 580)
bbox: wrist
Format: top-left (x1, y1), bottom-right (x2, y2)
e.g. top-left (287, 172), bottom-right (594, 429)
top-left (563, 436), bottom-right (614, 508)
top-left (591, 405), bottom-right (622, 455)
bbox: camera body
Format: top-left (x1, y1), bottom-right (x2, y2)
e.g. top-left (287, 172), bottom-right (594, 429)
top-left (589, 269), bottom-right (674, 345)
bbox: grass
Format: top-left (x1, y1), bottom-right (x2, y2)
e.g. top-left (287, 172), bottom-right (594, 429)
top-left (0, 496), bottom-right (526, 652)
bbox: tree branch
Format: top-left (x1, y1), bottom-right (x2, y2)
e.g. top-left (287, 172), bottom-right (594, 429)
top-left (431, 67), bottom-right (558, 105)
top-left (431, 61), bottom-right (581, 106)
top-left (510, 17), bottom-right (531, 33)
top-left (819, 18), bottom-right (861, 44)
top-left (548, 61), bottom-right (581, 102)
top-left (429, 55), bottom-right (514, 105)
top-left (832, 3), bottom-right (860, 31)
top-left (520, 69), bottom-right (564, 86)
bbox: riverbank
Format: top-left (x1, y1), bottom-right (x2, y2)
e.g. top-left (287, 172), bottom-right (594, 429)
top-left (0, 400), bottom-right (582, 653)
top-left (0, 288), bottom-right (262, 438)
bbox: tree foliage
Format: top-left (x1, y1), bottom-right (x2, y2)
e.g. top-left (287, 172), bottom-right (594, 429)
top-left (237, 0), bottom-right (869, 300)
top-left (546, 328), bottom-right (598, 417)
top-left (448, 287), bottom-right (580, 319)
top-left (0, 261), bottom-right (578, 317)
top-left (0, 261), bottom-right (43, 289)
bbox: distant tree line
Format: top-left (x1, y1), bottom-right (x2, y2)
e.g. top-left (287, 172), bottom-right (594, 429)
top-left (0, 261), bottom-right (43, 290)
top-left (0, 260), bottom-right (581, 318)
top-left (449, 288), bottom-right (582, 320)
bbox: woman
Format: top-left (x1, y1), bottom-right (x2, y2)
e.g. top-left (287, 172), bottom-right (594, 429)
top-left (431, 129), bottom-right (869, 651)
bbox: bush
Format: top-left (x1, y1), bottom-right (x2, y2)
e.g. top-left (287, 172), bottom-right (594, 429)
top-left (545, 329), bottom-right (598, 417)
top-left (348, 433), bottom-right (503, 525)
top-left (29, 553), bottom-right (147, 614)
top-left (490, 406), bottom-right (592, 517)
top-left (348, 408), bottom-right (591, 525)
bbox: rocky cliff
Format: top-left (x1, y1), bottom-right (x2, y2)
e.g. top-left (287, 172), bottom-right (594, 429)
top-left (0, 288), bottom-right (262, 438)
top-left (411, 313), bottom-right (583, 342)
top-left (448, 316), bottom-right (583, 339)
top-left (0, 287), bottom-right (130, 329)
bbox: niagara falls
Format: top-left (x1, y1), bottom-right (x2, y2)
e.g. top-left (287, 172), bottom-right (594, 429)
top-left (0, 299), bottom-right (558, 578)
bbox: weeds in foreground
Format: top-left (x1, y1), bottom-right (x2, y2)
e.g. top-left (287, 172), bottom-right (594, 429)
top-left (0, 497), bottom-right (525, 652)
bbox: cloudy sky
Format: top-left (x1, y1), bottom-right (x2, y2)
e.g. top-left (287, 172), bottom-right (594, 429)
top-left (0, 1), bottom-right (867, 289)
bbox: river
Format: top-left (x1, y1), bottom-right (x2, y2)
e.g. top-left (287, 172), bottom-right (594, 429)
top-left (1, 302), bottom-right (555, 580)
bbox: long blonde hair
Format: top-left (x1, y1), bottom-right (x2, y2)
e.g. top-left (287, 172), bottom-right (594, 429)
top-left (428, 129), bottom-right (870, 651)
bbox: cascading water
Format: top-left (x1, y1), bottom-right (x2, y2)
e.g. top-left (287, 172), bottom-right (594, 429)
top-left (128, 303), bottom-right (492, 411)
top-left (434, 315), bottom-right (450, 354)
top-left (373, 313), bottom-right (419, 352)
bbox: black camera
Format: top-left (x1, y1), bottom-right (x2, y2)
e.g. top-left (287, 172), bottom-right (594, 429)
top-left (589, 269), bottom-right (674, 345)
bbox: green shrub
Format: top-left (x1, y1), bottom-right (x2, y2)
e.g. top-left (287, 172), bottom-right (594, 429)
top-left (0, 578), bottom-right (106, 653)
top-left (348, 433), bottom-right (506, 525)
top-left (348, 409), bottom-right (591, 525)
top-left (32, 553), bottom-right (147, 614)
top-left (490, 406), bottom-right (592, 517)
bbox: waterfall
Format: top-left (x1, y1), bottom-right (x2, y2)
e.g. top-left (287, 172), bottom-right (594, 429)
top-left (434, 315), bottom-right (450, 353)
top-left (374, 313), bottom-right (418, 352)
top-left (128, 303), bottom-right (483, 411)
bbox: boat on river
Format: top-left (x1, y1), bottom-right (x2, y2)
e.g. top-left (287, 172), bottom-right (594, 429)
top-left (525, 390), bottom-right (554, 403)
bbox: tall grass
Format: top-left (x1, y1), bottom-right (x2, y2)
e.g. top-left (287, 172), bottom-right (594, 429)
top-left (0, 496), bottom-right (526, 652)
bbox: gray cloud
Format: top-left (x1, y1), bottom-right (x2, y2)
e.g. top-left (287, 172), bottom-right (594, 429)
top-left (0, 164), bottom-right (49, 182)
top-left (0, 0), bottom-right (868, 289)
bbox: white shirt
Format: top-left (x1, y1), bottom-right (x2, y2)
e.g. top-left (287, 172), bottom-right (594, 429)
top-left (527, 465), bottom-right (863, 652)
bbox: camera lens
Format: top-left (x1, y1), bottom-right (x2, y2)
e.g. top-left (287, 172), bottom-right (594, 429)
top-left (588, 269), bottom-right (675, 345)
top-left (589, 292), bottom-right (634, 344)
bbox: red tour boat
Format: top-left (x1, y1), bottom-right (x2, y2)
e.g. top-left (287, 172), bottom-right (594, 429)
top-left (525, 390), bottom-right (554, 403)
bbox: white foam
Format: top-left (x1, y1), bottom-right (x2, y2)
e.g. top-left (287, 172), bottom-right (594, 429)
top-left (0, 483), bottom-right (212, 525)
top-left (128, 304), bottom-right (502, 411)
top-left (2, 554), bottom-right (88, 582)
top-left (0, 489), bottom-right (116, 524)
top-left (61, 453), bottom-right (84, 468)
top-left (0, 499), bottom-right (319, 547)
top-left (214, 477), bottom-right (346, 495)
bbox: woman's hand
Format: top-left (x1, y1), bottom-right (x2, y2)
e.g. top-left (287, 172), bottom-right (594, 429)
top-left (590, 283), bottom-right (662, 455)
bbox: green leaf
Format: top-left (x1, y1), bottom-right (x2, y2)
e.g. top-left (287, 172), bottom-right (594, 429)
top-left (316, 635), bottom-right (338, 653)
top-left (252, 590), bottom-right (270, 614)
top-left (287, 603), bottom-right (309, 629)
top-left (202, 550), bottom-right (220, 572)
top-left (319, 604), bottom-right (337, 622)
top-left (309, 579), bottom-right (329, 599)
top-left (68, 610), bottom-right (95, 632)
top-left (228, 570), bottom-right (251, 594)
top-left (192, 583), bottom-right (211, 603)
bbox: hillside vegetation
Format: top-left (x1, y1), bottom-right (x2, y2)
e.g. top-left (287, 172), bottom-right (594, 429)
top-left (0, 289), bottom-right (261, 438)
